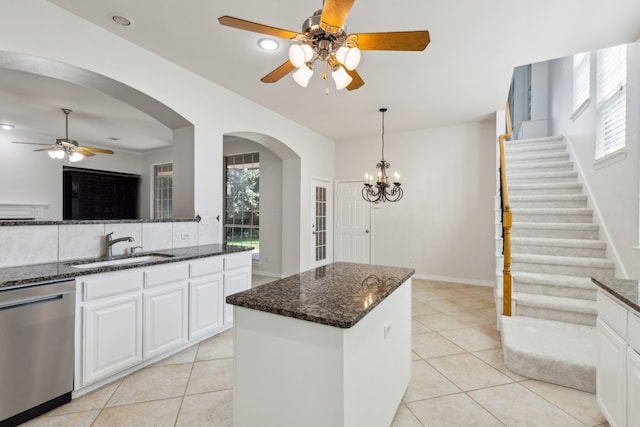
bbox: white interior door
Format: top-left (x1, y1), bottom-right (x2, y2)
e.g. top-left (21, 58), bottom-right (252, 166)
top-left (311, 178), bottom-right (333, 268)
top-left (335, 181), bottom-right (371, 264)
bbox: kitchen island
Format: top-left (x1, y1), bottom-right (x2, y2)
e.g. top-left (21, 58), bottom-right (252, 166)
top-left (226, 262), bottom-right (414, 427)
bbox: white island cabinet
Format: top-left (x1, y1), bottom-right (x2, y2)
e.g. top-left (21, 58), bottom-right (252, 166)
top-left (593, 278), bottom-right (640, 427)
top-left (227, 262), bottom-right (414, 427)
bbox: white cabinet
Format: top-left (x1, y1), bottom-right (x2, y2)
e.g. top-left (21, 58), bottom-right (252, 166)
top-left (224, 252), bottom-right (252, 325)
top-left (628, 348), bottom-right (640, 426)
top-left (189, 257), bottom-right (224, 339)
top-left (596, 290), bottom-right (640, 427)
top-left (143, 264), bottom-right (189, 360)
top-left (597, 318), bottom-right (627, 427)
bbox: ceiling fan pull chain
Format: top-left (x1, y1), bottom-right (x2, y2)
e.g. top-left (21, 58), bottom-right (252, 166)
top-left (324, 61), bottom-right (329, 95)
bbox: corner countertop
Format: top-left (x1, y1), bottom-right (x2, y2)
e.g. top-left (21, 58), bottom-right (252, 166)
top-left (592, 276), bottom-right (640, 313)
top-left (0, 244), bottom-right (252, 291)
top-left (226, 262), bottom-right (415, 329)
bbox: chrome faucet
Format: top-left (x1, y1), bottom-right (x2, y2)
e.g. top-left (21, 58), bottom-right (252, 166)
top-left (105, 232), bottom-right (135, 257)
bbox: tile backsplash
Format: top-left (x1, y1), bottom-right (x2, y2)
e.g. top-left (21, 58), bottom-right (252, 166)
top-left (0, 221), bottom-right (216, 268)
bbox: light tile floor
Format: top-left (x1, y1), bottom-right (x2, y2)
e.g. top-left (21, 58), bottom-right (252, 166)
top-left (23, 277), bottom-right (609, 426)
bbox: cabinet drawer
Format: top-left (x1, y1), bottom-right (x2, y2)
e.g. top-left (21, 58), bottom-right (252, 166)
top-left (190, 257), bottom-right (224, 278)
top-left (82, 270), bottom-right (143, 301)
top-left (598, 291), bottom-right (627, 337)
top-left (629, 311), bottom-right (640, 353)
top-left (145, 263), bottom-right (188, 288)
top-left (225, 252), bottom-right (252, 271)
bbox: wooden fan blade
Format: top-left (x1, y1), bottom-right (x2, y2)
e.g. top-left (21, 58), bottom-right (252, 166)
top-left (33, 146), bottom-right (58, 152)
top-left (74, 148), bottom-right (96, 157)
top-left (261, 61), bottom-right (296, 83)
top-left (346, 69), bottom-right (365, 91)
top-left (218, 16), bottom-right (299, 39)
top-left (78, 146), bottom-right (114, 154)
top-left (320, 0), bottom-right (355, 33)
top-left (12, 141), bottom-right (52, 146)
top-left (353, 31), bottom-right (430, 51)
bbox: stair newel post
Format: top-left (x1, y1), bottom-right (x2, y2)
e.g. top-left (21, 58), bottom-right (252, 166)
top-left (503, 208), bottom-right (513, 316)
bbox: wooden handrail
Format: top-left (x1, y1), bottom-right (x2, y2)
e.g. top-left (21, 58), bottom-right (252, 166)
top-left (499, 103), bottom-right (513, 316)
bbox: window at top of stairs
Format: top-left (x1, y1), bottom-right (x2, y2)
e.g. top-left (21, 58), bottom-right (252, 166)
top-left (595, 44), bottom-right (626, 161)
top-left (571, 52), bottom-right (590, 121)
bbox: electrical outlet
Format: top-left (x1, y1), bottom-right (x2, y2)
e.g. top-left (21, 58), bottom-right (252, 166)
top-left (180, 232), bottom-right (190, 240)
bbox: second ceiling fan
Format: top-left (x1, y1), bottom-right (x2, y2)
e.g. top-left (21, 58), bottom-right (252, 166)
top-left (218, 0), bottom-right (430, 91)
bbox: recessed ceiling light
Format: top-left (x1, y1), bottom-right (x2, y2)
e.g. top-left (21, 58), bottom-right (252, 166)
top-left (0, 124), bottom-right (14, 130)
top-left (111, 14), bottom-right (133, 27)
top-left (258, 38), bottom-right (279, 51)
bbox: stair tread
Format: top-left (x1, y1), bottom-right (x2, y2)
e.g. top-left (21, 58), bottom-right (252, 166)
top-left (512, 222), bottom-right (599, 230)
top-left (515, 293), bottom-right (597, 313)
top-left (509, 170), bottom-right (578, 178)
top-left (501, 316), bottom-right (595, 365)
top-left (510, 194), bottom-right (587, 201)
top-left (506, 136), bottom-right (564, 145)
top-left (511, 236), bottom-right (606, 248)
top-left (511, 207), bottom-right (592, 213)
top-left (512, 253), bottom-right (614, 267)
top-left (512, 272), bottom-right (597, 289)
top-left (506, 153), bottom-right (569, 161)
top-left (509, 182), bottom-right (582, 190)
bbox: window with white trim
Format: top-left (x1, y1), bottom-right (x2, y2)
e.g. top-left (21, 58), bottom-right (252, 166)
top-left (572, 51), bottom-right (590, 114)
top-left (595, 44), bottom-right (626, 160)
top-left (153, 163), bottom-right (172, 219)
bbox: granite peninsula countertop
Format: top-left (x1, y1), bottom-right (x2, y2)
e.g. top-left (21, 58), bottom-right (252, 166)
top-left (226, 262), bottom-right (415, 329)
top-left (0, 244), bottom-right (252, 290)
top-left (592, 276), bottom-right (640, 313)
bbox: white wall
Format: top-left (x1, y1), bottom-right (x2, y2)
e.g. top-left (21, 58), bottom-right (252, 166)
top-left (223, 137), bottom-right (283, 278)
top-left (548, 38), bottom-right (640, 277)
top-left (335, 120), bottom-right (497, 285)
top-left (0, 0), bottom-right (335, 273)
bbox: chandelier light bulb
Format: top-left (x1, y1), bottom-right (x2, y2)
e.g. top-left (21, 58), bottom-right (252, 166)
top-left (331, 66), bottom-right (353, 90)
top-left (336, 46), bottom-right (361, 71)
top-left (293, 64), bottom-right (314, 87)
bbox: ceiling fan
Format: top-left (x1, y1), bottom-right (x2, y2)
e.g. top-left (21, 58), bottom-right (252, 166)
top-left (12, 108), bottom-right (114, 163)
top-left (218, 0), bottom-right (430, 91)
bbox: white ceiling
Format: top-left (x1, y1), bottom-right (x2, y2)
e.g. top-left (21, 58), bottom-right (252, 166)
top-left (3, 0), bottom-right (640, 152)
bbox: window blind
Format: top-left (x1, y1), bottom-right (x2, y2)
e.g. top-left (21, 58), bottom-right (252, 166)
top-left (596, 44), bottom-right (626, 160)
top-left (573, 52), bottom-right (590, 113)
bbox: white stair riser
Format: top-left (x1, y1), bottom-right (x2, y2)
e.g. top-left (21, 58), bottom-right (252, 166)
top-left (509, 174), bottom-right (578, 185)
top-left (505, 139), bottom-right (564, 151)
top-left (512, 212), bottom-right (593, 223)
top-left (512, 244), bottom-right (606, 258)
top-left (506, 152), bottom-right (570, 164)
top-left (511, 261), bottom-right (614, 278)
top-left (510, 199), bottom-right (587, 209)
top-left (505, 143), bottom-right (567, 155)
top-left (508, 162), bottom-right (574, 174)
top-left (511, 227), bottom-right (598, 240)
top-left (514, 282), bottom-right (597, 300)
top-left (509, 186), bottom-right (583, 196)
top-left (514, 305), bottom-right (596, 326)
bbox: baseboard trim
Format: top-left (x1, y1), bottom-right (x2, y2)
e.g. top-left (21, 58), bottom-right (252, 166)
top-left (412, 273), bottom-right (493, 287)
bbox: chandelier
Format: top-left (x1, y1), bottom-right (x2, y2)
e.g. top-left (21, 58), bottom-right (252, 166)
top-left (288, 9), bottom-right (361, 91)
top-left (362, 108), bottom-right (403, 203)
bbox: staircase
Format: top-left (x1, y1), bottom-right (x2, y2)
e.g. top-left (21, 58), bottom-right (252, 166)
top-left (498, 136), bottom-right (615, 393)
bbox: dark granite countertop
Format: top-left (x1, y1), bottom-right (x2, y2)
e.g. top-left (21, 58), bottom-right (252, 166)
top-left (0, 218), bottom-right (197, 226)
top-left (592, 277), bottom-right (640, 313)
top-left (0, 244), bottom-right (252, 291)
top-left (226, 262), bottom-right (415, 329)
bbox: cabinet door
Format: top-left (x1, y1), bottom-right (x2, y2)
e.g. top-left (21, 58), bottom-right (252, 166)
top-left (83, 293), bottom-right (142, 386)
top-left (189, 273), bottom-right (224, 340)
top-left (597, 318), bottom-right (627, 427)
top-left (628, 348), bottom-right (640, 427)
top-left (224, 267), bottom-right (251, 325)
top-left (143, 283), bottom-right (189, 360)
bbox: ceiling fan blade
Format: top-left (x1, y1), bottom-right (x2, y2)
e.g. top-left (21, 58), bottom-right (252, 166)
top-left (74, 148), bottom-right (96, 157)
top-left (218, 16), bottom-right (299, 39)
top-left (11, 141), bottom-right (52, 146)
top-left (320, 0), bottom-right (355, 33)
top-left (78, 146), bottom-right (114, 154)
top-left (261, 61), bottom-right (296, 83)
top-left (32, 147), bottom-right (58, 152)
top-left (353, 31), bottom-right (431, 51)
top-left (346, 69), bottom-right (365, 91)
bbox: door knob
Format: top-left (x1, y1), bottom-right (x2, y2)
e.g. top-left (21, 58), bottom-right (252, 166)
top-left (365, 229), bottom-right (370, 234)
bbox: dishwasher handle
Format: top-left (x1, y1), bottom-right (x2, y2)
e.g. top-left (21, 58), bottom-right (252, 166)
top-left (0, 280), bottom-right (76, 310)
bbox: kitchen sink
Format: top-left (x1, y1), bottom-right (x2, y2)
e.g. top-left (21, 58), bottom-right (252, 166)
top-left (67, 254), bottom-right (174, 269)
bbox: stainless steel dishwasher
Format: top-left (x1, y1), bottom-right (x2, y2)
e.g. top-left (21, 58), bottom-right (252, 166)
top-left (0, 279), bottom-right (75, 427)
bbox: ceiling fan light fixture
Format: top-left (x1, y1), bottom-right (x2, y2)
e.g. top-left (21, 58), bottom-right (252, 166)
top-left (289, 44), bottom-right (313, 68)
top-left (0, 123), bottom-right (14, 130)
top-left (292, 64), bottom-right (314, 87)
top-left (331, 66), bottom-right (353, 90)
top-left (69, 152), bottom-right (84, 163)
top-left (336, 46), bottom-right (361, 71)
